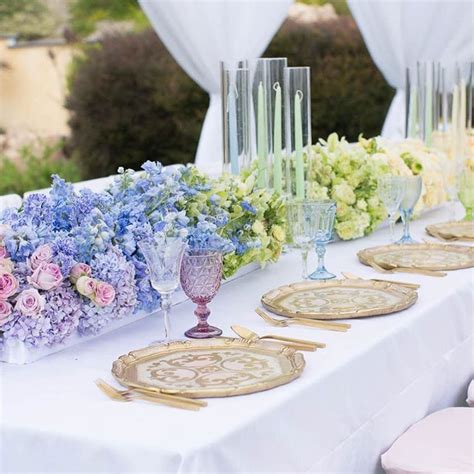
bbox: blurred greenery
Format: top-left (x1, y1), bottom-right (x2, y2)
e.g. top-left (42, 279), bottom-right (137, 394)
top-left (70, 0), bottom-right (149, 36)
top-left (0, 0), bottom-right (56, 39)
top-left (0, 142), bottom-right (82, 195)
top-left (299, 0), bottom-right (351, 16)
top-left (66, 30), bottom-right (207, 179)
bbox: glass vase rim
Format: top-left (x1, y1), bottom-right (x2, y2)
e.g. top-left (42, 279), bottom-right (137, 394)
top-left (138, 235), bottom-right (186, 245)
top-left (257, 57), bottom-right (288, 62)
top-left (287, 199), bottom-right (336, 206)
top-left (378, 175), bottom-right (406, 181)
top-left (184, 249), bottom-right (223, 259)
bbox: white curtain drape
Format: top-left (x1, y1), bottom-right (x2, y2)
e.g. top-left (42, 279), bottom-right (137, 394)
top-left (348, 0), bottom-right (474, 138)
top-left (139, 0), bottom-right (291, 174)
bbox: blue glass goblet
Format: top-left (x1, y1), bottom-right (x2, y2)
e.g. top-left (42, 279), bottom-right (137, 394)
top-left (397, 176), bottom-right (422, 244)
top-left (308, 200), bottom-right (337, 280)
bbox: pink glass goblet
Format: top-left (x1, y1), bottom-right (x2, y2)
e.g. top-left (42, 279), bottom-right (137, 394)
top-left (180, 250), bottom-right (223, 339)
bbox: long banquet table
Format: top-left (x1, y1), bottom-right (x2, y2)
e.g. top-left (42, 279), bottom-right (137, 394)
top-left (1, 205), bottom-right (473, 473)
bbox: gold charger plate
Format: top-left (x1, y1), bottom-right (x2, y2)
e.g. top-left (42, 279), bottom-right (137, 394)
top-left (112, 338), bottom-right (305, 398)
top-left (261, 279), bottom-right (417, 320)
top-left (358, 243), bottom-right (474, 271)
top-left (426, 221), bottom-right (474, 241)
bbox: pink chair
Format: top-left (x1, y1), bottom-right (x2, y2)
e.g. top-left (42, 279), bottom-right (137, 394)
top-left (467, 380), bottom-right (474, 407)
top-left (381, 407), bottom-right (474, 473)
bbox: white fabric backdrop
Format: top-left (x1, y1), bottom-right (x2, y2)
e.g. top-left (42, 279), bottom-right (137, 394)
top-left (139, 0), bottom-right (291, 174)
top-left (348, 0), bottom-right (474, 139)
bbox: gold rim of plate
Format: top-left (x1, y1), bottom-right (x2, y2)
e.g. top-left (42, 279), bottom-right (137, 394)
top-left (426, 221), bottom-right (474, 241)
top-left (358, 243), bottom-right (474, 271)
top-left (261, 279), bottom-right (418, 320)
top-left (112, 338), bottom-right (305, 398)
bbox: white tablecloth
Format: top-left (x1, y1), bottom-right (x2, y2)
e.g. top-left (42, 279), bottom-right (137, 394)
top-left (1, 205), bottom-right (473, 473)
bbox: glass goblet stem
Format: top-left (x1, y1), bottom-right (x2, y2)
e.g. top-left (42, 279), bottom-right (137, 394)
top-left (315, 243), bottom-right (326, 273)
top-left (301, 247), bottom-right (309, 279)
top-left (195, 303), bottom-right (211, 328)
top-left (160, 292), bottom-right (172, 341)
top-left (401, 209), bottom-right (411, 241)
top-left (388, 213), bottom-right (396, 242)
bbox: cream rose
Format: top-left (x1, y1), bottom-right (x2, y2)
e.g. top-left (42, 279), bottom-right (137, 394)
top-left (76, 276), bottom-right (96, 298)
top-left (69, 263), bottom-right (92, 284)
top-left (0, 258), bottom-right (14, 274)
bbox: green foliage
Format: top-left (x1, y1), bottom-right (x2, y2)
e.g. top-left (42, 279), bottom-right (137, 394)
top-left (70, 0), bottom-right (149, 36)
top-left (299, 0), bottom-right (351, 16)
top-left (265, 16), bottom-right (394, 141)
top-left (0, 142), bottom-right (82, 195)
top-left (66, 30), bottom-right (208, 179)
top-left (0, 0), bottom-right (56, 39)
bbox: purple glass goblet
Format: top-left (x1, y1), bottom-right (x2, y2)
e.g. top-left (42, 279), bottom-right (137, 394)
top-left (180, 250), bottom-right (223, 339)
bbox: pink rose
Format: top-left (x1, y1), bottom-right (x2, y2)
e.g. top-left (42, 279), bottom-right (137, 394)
top-left (0, 258), bottom-right (14, 274)
top-left (76, 276), bottom-right (96, 297)
top-left (28, 244), bottom-right (53, 271)
top-left (14, 289), bottom-right (45, 318)
top-left (28, 262), bottom-right (63, 291)
top-left (0, 300), bottom-right (12, 325)
top-left (92, 281), bottom-right (115, 307)
top-left (0, 272), bottom-right (19, 299)
top-left (0, 245), bottom-right (7, 259)
top-left (69, 263), bottom-right (92, 284)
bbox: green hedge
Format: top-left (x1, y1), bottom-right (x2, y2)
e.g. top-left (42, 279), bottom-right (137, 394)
top-left (67, 17), bottom-right (394, 179)
top-left (66, 31), bottom-right (208, 179)
top-left (265, 16), bottom-right (394, 141)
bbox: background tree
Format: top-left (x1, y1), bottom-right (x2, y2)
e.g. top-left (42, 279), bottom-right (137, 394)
top-left (69, 0), bottom-right (149, 37)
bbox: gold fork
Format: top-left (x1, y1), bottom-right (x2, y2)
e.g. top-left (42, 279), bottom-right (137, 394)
top-left (255, 307), bottom-right (351, 332)
top-left (369, 259), bottom-right (446, 277)
top-left (95, 379), bottom-right (205, 411)
top-left (341, 271), bottom-right (420, 290)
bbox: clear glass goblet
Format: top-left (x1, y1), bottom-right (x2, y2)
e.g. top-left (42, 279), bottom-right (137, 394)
top-left (458, 171), bottom-right (474, 221)
top-left (286, 200), bottom-right (318, 279)
top-left (308, 200), bottom-right (337, 280)
top-left (377, 175), bottom-right (406, 242)
top-left (181, 250), bottom-right (223, 339)
top-left (138, 235), bottom-right (186, 344)
top-left (397, 175), bottom-right (422, 244)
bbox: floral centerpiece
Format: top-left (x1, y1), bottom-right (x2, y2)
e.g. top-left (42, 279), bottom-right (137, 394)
top-left (0, 162), bottom-right (284, 356)
top-left (306, 134), bottom-right (447, 240)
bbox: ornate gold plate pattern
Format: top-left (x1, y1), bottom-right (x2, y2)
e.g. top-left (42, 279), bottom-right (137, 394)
top-left (261, 280), bottom-right (417, 320)
top-left (112, 338), bottom-right (305, 398)
top-left (358, 243), bottom-right (474, 271)
top-left (426, 221), bottom-right (474, 241)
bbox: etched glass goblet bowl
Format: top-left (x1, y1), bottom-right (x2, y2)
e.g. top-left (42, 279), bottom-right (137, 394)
top-left (180, 250), bottom-right (223, 339)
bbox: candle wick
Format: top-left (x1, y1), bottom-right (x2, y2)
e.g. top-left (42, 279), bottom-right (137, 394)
top-left (296, 90), bottom-right (304, 101)
top-left (273, 82), bottom-right (280, 92)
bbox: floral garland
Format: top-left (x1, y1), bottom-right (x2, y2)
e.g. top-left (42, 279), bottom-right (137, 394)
top-left (0, 162), bottom-right (285, 349)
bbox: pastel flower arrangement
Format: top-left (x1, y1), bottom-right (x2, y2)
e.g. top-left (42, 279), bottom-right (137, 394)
top-left (0, 162), bottom-right (284, 351)
top-left (306, 134), bottom-right (447, 240)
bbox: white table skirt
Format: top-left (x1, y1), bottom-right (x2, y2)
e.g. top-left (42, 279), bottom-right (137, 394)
top-left (1, 205), bottom-right (473, 473)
